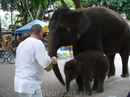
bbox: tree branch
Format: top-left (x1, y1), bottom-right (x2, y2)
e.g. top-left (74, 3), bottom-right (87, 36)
top-left (72, 0), bottom-right (81, 9)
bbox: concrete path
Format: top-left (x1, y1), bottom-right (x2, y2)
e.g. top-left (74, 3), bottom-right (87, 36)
top-left (0, 54), bottom-right (130, 97)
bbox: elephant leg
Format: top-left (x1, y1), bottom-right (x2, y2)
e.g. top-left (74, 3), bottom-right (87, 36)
top-left (93, 79), bottom-right (98, 90)
top-left (107, 54), bottom-right (116, 76)
top-left (83, 79), bottom-right (91, 95)
top-left (76, 75), bottom-right (83, 92)
top-left (96, 80), bottom-right (104, 93)
top-left (120, 53), bottom-right (129, 77)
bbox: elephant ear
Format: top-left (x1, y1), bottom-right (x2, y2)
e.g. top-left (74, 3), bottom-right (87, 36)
top-left (74, 12), bottom-right (91, 39)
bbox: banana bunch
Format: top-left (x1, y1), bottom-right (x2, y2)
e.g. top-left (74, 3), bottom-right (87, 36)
top-left (44, 65), bottom-right (53, 72)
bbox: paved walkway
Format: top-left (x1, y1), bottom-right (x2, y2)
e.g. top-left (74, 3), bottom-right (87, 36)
top-left (0, 54), bottom-right (130, 97)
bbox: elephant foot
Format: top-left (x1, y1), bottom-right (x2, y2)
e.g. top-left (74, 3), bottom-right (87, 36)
top-left (63, 92), bottom-right (67, 97)
top-left (93, 86), bottom-right (97, 90)
top-left (108, 71), bottom-right (115, 77)
top-left (121, 73), bottom-right (129, 78)
top-left (96, 89), bottom-right (104, 93)
top-left (78, 89), bottom-right (84, 93)
top-left (86, 90), bottom-right (92, 95)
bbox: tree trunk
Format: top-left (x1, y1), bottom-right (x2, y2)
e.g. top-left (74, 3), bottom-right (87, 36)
top-left (10, 10), bottom-right (13, 24)
top-left (72, 0), bottom-right (81, 9)
top-left (60, 0), bottom-right (68, 8)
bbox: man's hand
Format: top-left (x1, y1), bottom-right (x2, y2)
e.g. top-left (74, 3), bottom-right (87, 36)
top-left (44, 56), bottom-right (57, 72)
top-left (51, 56), bottom-right (57, 64)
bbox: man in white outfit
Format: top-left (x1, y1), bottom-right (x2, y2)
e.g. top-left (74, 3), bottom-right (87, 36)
top-left (14, 24), bottom-right (57, 97)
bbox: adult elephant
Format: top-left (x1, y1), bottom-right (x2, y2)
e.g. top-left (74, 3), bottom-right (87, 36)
top-left (48, 7), bottom-right (130, 85)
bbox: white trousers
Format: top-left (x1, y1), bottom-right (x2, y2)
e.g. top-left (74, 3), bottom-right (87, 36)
top-left (19, 92), bottom-right (43, 97)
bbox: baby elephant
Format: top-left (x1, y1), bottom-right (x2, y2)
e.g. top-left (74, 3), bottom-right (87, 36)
top-left (64, 50), bottom-right (109, 96)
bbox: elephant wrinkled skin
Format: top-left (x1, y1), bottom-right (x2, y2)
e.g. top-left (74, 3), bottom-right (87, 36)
top-left (48, 7), bottom-right (130, 85)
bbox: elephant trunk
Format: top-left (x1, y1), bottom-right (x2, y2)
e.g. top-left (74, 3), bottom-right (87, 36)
top-left (48, 36), bottom-right (58, 57)
top-left (66, 77), bottom-right (71, 94)
top-left (48, 35), bottom-right (65, 85)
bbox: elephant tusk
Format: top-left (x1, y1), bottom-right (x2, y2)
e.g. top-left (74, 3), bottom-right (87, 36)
top-left (72, 59), bottom-right (77, 63)
top-left (77, 34), bottom-right (80, 39)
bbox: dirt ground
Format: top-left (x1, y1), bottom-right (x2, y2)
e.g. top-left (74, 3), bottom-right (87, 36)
top-left (0, 53), bottom-right (130, 97)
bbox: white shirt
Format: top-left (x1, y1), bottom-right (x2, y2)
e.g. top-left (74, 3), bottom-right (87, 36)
top-left (14, 37), bottom-right (51, 94)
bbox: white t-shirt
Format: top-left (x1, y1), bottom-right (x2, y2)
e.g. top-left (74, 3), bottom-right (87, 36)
top-left (14, 37), bottom-right (51, 94)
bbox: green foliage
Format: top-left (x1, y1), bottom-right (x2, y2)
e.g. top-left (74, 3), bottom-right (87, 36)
top-left (1, 16), bottom-right (11, 28)
top-left (1, 0), bottom-right (51, 26)
top-left (80, 0), bottom-right (89, 8)
top-left (14, 0), bottom-right (49, 25)
top-left (1, 0), bottom-right (130, 24)
top-left (1, 0), bottom-right (16, 11)
top-left (80, 0), bottom-right (103, 8)
top-left (101, 0), bottom-right (130, 20)
top-left (80, 0), bottom-right (130, 20)
top-left (55, 0), bottom-right (74, 8)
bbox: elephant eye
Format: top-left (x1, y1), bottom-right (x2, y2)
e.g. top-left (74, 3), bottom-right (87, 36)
top-left (67, 28), bottom-right (70, 32)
